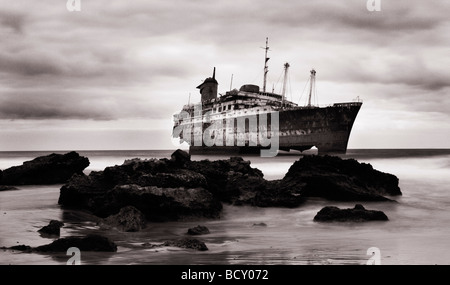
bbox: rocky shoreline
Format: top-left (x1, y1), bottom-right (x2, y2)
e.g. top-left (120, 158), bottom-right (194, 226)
top-left (1, 150), bottom-right (401, 255)
top-left (57, 149), bottom-right (400, 222)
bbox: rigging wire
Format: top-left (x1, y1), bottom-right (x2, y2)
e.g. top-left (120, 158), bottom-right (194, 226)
top-left (251, 68), bottom-right (264, 86)
top-left (289, 75), bottom-right (294, 102)
top-left (273, 68), bottom-right (285, 94)
top-left (298, 77), bottom-right (310, 106)
top-left (314, 82), bottom-right (319, 106)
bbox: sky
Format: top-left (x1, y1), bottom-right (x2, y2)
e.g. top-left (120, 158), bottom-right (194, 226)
top-left (0, 0), bottom-right (449, 151)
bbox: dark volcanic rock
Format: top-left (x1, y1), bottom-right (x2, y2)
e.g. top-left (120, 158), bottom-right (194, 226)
top-left (57, 150), bottom-right (401, 222)
top-left (171, 149), bottom-right (191, 167)
top-left (58, 150), bottom-right (260, 220)
top-left (143, 238), bottom-right (208, 251)
top-left (8, 245), bottom-right (32, 252)
top-left (187, 156), bottom-right (264, 201)
top-left (313, 204), bottom-right (389, 222)
top-left (35, 234), bottom-right (117, 252)
top-left (38, 220), bottom-right (65, 236)
top-left (222, 172), bottom-right (267, 205)
top-left (100, 206), bottom-right (147, 232)
top-left (254, 180), bottom-right (306, 207)
top-left (282, 155), bottom-right (401, 201)
top-left (107, 185), bottom-right (222, 221)
top-left (136, 170), bottom-right (208, 189)
top-left (0, 185), bottom-right (18, 191)
top-left (0, 151), bottom-right (89, 185)
top-left (212, 154), bottom-right (400, 206)
top-left (163, 238), bottom-right (208, 251)
top-left (58, 169), bottom-right (222, 220)
top-left (4, 234), bottom-right (117, 253)
top-left (187, 225), bottom-right (210, 235)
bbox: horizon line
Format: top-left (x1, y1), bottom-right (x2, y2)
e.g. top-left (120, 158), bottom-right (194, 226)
top-left (0, 147), bottom-right (449, 153)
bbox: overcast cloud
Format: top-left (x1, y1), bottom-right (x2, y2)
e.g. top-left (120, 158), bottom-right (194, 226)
top-left (0, 0), bottom-right (449, 150)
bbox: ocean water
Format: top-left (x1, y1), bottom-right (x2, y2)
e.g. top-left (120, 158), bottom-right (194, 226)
top-left (1, 149), bottom-right (450, 265)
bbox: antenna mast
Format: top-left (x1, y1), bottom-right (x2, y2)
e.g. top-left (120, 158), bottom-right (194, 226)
top-left (262, 37), bottom-right (270, 93)
top-left (308, 69), bottom-right (316, 107)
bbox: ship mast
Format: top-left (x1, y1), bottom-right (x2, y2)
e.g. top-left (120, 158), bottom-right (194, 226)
top-left (308, 69), bottom-right (316, 107)
top-left (282, 62), bottom-right (290, 107)
top-left (262, 37), bottom-right (270, 93)
top-left (230, 74), bottom-right (233, 90)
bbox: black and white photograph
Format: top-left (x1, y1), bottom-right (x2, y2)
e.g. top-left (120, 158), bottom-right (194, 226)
top-left (1, 0), bottom-right (449, 275)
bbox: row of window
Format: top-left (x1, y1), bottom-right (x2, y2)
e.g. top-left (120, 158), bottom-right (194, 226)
top-left (212, 105), bottom-right (271, 113)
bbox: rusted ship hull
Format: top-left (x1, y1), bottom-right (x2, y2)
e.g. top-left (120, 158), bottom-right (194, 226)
top-left (188, 102), bottom-right (362, 155)
top-left (277, 102), bottom-right (362, 153)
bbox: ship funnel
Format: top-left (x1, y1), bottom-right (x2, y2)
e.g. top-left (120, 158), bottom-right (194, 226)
top-left (197, 67), bottom-right (218, 102)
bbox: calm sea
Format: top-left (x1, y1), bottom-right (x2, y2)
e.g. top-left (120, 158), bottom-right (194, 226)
top-left (1, 149), bottom-right (450, 265)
